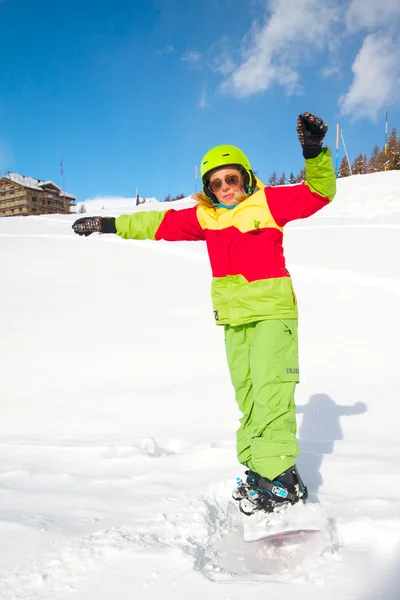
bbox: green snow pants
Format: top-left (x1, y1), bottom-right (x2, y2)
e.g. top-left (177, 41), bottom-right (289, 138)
top-left (224, 319), bottom-right (300, 480)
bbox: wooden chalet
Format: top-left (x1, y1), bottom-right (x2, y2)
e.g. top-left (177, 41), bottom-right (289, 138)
top-left (0, 172), bottom-right (76, 217)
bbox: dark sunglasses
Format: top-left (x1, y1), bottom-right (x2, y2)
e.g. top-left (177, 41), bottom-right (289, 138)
top-left (208, 174), bottom-right (241, 194)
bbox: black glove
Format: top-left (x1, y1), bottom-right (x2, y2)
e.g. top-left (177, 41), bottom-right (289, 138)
top-left (72, 216), bottom-right (116, 236)
top-left (297, 112), bottom-right (328, 159)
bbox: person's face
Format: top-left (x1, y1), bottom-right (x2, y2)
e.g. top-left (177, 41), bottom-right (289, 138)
top-left (208, 168), bottom-right (244, 206)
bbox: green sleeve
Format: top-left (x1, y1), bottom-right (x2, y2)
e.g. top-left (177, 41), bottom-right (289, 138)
top-left (305, 148), bottom-right (336, 202)
top-left (115, 211), bottom-right (167, 240)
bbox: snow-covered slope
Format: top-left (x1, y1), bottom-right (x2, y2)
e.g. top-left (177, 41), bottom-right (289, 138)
top-left (323, 170), bottom-right (400, 219)
top-left (0, 170), bottom-right (399, 599)
top-left (80, 195), bottom-right (161, 214)
top-left (79, 170), bottom-right (400, 219)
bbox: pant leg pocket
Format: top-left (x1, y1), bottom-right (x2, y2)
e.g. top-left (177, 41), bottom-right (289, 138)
top-left (273, 361), bottom-right (300, 384)
top-left (251, 319), bottom-right (300, 385)
top-left (274, 320), bottom-right (299, 382)
top-left (278, 319), bottom-right (298, 341)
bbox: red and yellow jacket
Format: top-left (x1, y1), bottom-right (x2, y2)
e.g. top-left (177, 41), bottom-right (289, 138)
top-left (116, 149), bottom-right (336, 326)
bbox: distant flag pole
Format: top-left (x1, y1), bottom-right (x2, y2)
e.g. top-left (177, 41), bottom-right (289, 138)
top-left (195, 164), bottom-right (198, 192)
top-left (335, 124), bottom-right (339, 177)
top-left (340, 129), bottom-right (352, 176)
top-left (384, 111), bottom-right (388, 172)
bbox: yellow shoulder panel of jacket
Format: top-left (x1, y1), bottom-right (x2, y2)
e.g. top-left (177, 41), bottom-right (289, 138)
top-left (196, 181), bottom-right (283, 234)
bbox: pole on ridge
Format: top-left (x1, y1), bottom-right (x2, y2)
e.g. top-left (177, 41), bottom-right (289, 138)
top-left (335, 124), bottom-right (339, 177)
top-left (384, 111), bottom-right (388, 172)
top-left (340, 130), bottom-right (352, 176)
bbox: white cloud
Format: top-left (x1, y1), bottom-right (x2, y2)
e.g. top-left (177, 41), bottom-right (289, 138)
top-left (213, 54), bottom-right (235, 77)
top-left (198, 89), bottom-right (208, 109)
top-left (181, 50), bottom-right (202, 66)
top-left (214, 0), bottom-right (400, 120)
top-left (340, 33), bottom-right (400, 120)
top-left (208, 37), bottom-right (236, 78)
top-left (157, 45), bottom-right (175, 55)
top-left (345, 0), bottom-right (400, 32)
top-left (220, 0), bottom-right (340, 97)
top-left (323, 64), bottom-right (341, 78)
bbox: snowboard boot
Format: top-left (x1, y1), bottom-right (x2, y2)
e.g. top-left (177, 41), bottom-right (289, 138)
top-left (232, 470), bottom-right (261, 502)
top-left (239, 465), bottom-right (308, 516)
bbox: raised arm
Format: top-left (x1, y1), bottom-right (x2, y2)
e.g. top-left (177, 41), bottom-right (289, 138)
top-left (266, 112), bottom-right (336, 227)
top-left (72, 206), bottom-right (206, 242)
top-left (266, 148), bottom-right (336, 226)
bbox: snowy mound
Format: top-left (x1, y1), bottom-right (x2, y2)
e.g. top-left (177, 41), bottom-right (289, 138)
top-left (324, 170), bottom-right (400, 219)
top-left (81, 195), bottom-right (160, 214)
top-left (77, 171), bottom-right (400, 220)
top-left (79, 195), bottom-right (196, 215)
top-left (0, 170), bottom-right (399, 598)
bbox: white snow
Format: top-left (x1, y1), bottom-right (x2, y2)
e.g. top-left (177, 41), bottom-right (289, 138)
top-left (0, 170), bottom-right (399, 599)
top-left (80, 195), bottom-right (162, 214)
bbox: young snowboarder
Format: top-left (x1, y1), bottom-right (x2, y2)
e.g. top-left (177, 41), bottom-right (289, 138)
top-left (72, 112), bottom-right (336, 515)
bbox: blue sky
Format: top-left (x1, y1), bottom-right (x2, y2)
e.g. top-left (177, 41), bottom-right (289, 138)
top-left (1, 0), bottom-right (399, 202)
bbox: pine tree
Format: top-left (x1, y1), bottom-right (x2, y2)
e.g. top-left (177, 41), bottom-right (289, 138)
top-left (368, 145), bottom-right (382, 173)
top-left (352, 154), bottom-right (367, 175)
top-left (338, 156), bottom-right (350, 178)
top-left (268, 171), bottom-right (277, 186)
top-left (278, 172), bottom-right (286, 185)
top-left (376, 148), bottom-right (387, 172)
top-left (78, 204), bottom-right (87, 214)
top-left (258, 125), bottom-right (398, 183)
top-left (386, 127), bottom-right (400, 170)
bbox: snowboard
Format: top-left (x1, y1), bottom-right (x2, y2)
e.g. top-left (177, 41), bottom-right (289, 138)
top-left (247, 527), bottom-right (321, 547)
top-left (217, 526), bottom-right (325, 576)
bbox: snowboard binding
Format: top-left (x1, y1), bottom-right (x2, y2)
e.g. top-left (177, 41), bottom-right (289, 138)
top-left (233, 465), bottom-right (308, 516)
top-left (232, 469), bottom-right (260, 502)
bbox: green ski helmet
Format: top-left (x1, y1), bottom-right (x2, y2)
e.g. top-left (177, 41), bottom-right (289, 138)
top-left (200, 144), bottom-right (256, 204)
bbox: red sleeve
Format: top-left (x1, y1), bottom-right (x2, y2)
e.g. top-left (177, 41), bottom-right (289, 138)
top-left (155, 206), bottom-right (205, 241)
top-left (265, 183), bottom-right (329, 227)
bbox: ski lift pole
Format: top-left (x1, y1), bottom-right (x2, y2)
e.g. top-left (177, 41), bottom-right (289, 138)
top-left (384, 111), bottom-right (388, 172)
top-left (335, 124), bottom-right (339, 177)
top-left (340, 129), bottom-right (352, 176)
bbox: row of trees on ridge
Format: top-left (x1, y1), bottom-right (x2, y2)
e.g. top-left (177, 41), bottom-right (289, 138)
top-left (160, 126), bottom-right (400, 199)
top-left (268, 126), bottom-right (400, 184)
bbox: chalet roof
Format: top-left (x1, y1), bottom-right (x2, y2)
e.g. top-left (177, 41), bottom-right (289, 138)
top-left (6, 172), bottom-right (76, 199)
top-left (38, 180), bottom-right (61, 191)
top-left (8, 172), bottom-right (43, 190)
